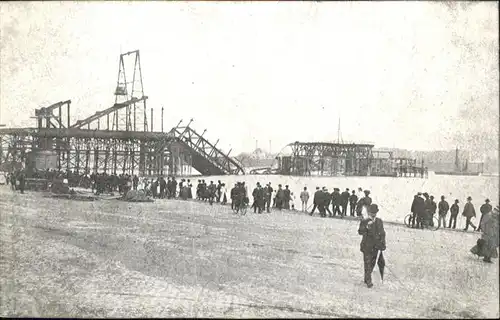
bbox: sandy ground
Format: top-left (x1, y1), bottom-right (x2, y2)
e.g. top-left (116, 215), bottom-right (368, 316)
top-left (0, 186), bottom-right (498, 318)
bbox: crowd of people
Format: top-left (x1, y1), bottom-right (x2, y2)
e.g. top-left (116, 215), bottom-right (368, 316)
top-left (2, 169), bottom-right (498, 287)
top-left (409, 192), bottom-right (493, 232)
top-left (3, 169), bottom-right (495, 235)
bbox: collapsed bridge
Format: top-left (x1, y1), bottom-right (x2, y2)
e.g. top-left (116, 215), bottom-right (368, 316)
top-left (275, 141), bottom-right (427, 178)
top-left (0, 50), bottom-right (244, 176)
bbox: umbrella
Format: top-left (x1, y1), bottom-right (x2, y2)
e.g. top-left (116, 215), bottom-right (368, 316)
top-left (375, 250), bottom-right (385, 281)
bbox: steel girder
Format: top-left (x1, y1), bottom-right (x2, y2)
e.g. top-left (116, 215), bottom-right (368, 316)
top-left (0, 134), bottom-right (36, 165)
top-left (287, 142), bottom-right (375, 176)
top-left (170, 125), bottom-right (245, 175)
top-left (0, 132), bottom-right (177, 176)
top-left (0, 48), bottom-right (243, 177)
top-left (55, 137), bottom-right (178, 175)
top-left (34, 100), bottom-right (72, 130)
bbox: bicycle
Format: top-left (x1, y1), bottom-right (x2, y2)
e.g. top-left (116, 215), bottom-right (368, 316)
top-left (404, 213), bottom-right (439, 231)
top-left (232, 197), bottom-right (249, 215)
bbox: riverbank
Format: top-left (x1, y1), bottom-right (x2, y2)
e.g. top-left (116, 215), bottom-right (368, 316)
top-left (0, 187), bottom-right (498, 318)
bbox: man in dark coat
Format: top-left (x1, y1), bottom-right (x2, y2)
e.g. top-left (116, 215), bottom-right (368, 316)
top-left (318, 187), bottom-right (327, 217)
top-left (340, 188), bottom-right (350, 216)
top-left (159, 177), bottom-right (167, 199)
top-left (133, 175), bottom-right (139, 191)
top-left (252, 183), bottom-right (261, 213)
top-left (477, 199), bottom-right (492, 232)
top-left (309, 187), bottom-right (321, 216)
top-left (429, 195), bottom-right (437, 227)
top-left (178, 179), bottom-right (185, 197)
top-left (449, 199), bottom-right (460, 229)
top-left (230, 183), bottom-right (237, 210)
top-left (438, 195), bottom-right (449, 229)
top-left (257, 183), bottom-right (265, 213)
top-left (283, 185), bottom-right (291, 210)
top-left (324, 188), bottom-right (333, 217)
top-left (10, 172), bottom-right (16, 190)
top-left (349, 190), bottom-right (358, 217)
top-left (331, 188), bottom-right (342, 216)
top-left (18, 171), bottom-right (26, 194)
top-left (422, 193), bottom-right (432, 226)
top-left (151, 179), bottom-right (159, 198)
top-left (216, 180), bottom-right (223, 203)
top-left (187, 180), bottom-right (192, 199)
top-left (276, 184), bottom-right (285, 210)
top-left (264, 183), bottom-right (273, 213)
top-left (358, 204), bottom-right (386, 288)
top-left (208, 181), bottom-right (216, 205)
top-left (171, 177), bottom-right (178, 198)
top-left (410, 192), bottom-right (425, 228)
top-left (462, 196), bottom-right (477, 231)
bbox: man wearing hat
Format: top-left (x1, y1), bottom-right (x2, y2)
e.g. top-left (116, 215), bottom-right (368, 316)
top-left (276, 184), bottom-right (284, 210)
top-left (216, 180), bottom-right (223, 203)
top-left (323, 187), bottom-right (333, 217)
top-left (422, 193), bottom-right (432, 226)
top-left (448, 199), bottom-right (460, 229)
top-left (438, 195), bottom-right (450, 228)
top-left (428, 195), bottom-right (437, 227)
top-left (208, 181), bottom-right (217, 205)
top-left (462, 196), bottom-right (477, 231)
top-left (411, 192), bottom-right (425, 228)
top-left (309, 187), bottom-right (321, 216)
top-left (264, 183), bottom-right (273, 213)
top-left (358, 204), bottom-right (386, 288)
top-left (252, 182), bottom-right (265, 214)
top-left (477, 199), bottom-right (492, 232)
top-left (349, 190), bottom-right (358, 217)
top-left (283, 185), bottom-right (291, 210)
top-left (331, 188), bottom-right (342, 216)
top-left (341, 188), bottom-right (350, 216)
top-left (356, 190), bottom-right (372, 218)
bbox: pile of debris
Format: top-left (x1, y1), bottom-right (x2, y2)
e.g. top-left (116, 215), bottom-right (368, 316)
top-left (50, 179), bottom-right (74, 195)
top-left (122, 190), bottom-right (154, 202)
top-left (46, 179), bottom-right (97, 201)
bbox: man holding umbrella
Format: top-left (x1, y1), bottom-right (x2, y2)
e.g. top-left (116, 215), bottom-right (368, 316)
top-left (358, 204), bottom-right (386, 288)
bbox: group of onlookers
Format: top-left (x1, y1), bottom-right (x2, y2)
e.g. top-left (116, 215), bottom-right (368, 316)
top-left (410, 192), bottom-right (494, 232)
top-left (302, 187), bottom-right (372, 218)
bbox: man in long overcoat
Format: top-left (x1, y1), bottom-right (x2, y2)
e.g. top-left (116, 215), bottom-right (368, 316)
top-left (349, 190), bottom-right (358, 217)
top-left (477, 199), bottom-right (492, 232)
top-left (438, 195), bottom-right (450, 229)
top-left (462, 196), bottom-right (477, 231)
top-left (309, 187), bottom-right (321, 216)
top-left (358, 204), bottom-right (386, 288)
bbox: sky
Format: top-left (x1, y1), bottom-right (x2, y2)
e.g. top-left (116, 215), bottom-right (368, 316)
top-left (0, 1), bottom-right (498, 158)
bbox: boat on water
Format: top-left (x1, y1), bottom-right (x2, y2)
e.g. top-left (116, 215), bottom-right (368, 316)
top-left (435, 171), bottom-right (480, 176)
top-left (479, 172), bottom-right (499, 177)
top-left (434, 148), bottom-right (483, 176)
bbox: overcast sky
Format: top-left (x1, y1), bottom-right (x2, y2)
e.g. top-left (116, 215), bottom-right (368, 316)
top-left (1, 1), bottom-right (498, 157)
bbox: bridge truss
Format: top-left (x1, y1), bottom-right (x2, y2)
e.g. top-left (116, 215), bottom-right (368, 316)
top-left (275, 141), bottom-right (425, 177)
top-left (0, 50), bottom-right (244, 177)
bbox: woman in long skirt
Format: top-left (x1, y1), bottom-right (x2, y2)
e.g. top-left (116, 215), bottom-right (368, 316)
top-left (470, 205), bottom-right (499, 263)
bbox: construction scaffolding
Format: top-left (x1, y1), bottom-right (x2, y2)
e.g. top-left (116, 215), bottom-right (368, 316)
top-left (0, 50), bottom-right (244, 177)
top-left (275, 142), bottom-right (426, 178)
